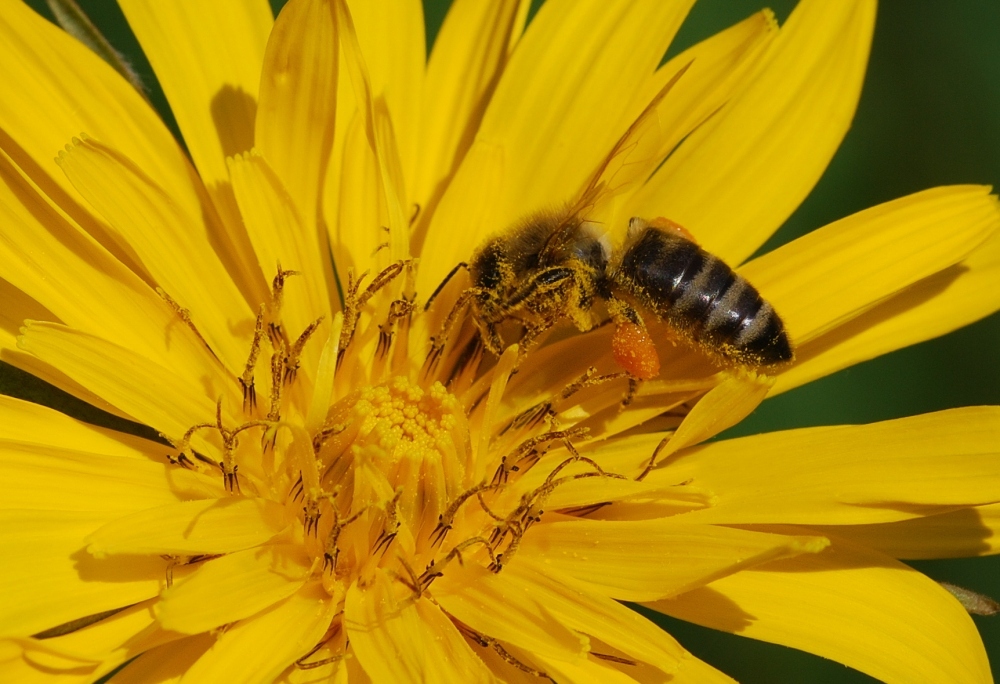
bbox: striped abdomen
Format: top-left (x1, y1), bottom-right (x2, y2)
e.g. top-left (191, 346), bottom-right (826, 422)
top-left (611, 224), bottom-right (792, 367)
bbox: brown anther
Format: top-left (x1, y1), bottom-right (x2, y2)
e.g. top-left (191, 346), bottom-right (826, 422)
top-left (593, 653), bottom-right (638, 665)
top-left (419, 537), bottom-right (496, 591)
top-left (284, 316), bottom-right (324, 385)
top-left (462, 628), bottom-right (553, 682)
top-left (239, 305), bottom-right (266, 412)
top-left (323, 503), bottom-right (370, 577)
top-left (431, 482), bottom-right (500, 547)
top-left (338, 261), bottom-right (412, 367)
top-left (295, 627), bottom-right (346, 670)
top-left (303, 498), bottom-right (322, 537)
top-left (313, 420), bottom-right (349, 453)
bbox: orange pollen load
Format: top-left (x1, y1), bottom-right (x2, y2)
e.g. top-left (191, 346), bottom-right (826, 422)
top-left (612, 322), bottom-right (661, 380)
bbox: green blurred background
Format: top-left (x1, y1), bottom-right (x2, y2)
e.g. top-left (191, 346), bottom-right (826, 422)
top-left (11, 0), bottom-right (1000, 681)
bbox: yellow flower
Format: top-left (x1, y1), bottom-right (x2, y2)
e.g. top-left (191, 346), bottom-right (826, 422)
top-left (1, 0), bottom-right (999, 682)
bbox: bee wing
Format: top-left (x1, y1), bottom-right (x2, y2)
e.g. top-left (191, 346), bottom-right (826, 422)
top-left (540, 60), bottom-right (694, 259)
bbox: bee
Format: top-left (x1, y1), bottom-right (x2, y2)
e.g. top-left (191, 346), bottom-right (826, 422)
top-left (424, 63), bottom-right (792, 379)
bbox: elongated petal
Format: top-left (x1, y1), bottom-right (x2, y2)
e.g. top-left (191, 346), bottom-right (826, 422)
top-left (503, 560), bottom-right (688, 675)
top-left (814, 503), bottom-right (1000, 560)
top-left (256, 0), bottom-right (337, 245)
top-left (0, 394), bottom-right (152, 458)
top-left (632, 0), bottom-right (875, 263)
top-left (741, 185), bottom-right (999, 346)
top-left (650, 535), bottom-right (991, 684)
top-left (85, 498), bottom-right (291, 557)
top-left (655, 374), bottom-right (772, 460)
top-left (433, 564), bottom-right (588, 661)
top-left (0, 510), bottom-right (162, 635)
top-left (116, 0), bottom-right (271, 192)
top-left (157, 545), bottom-right (309, 634)
top-left (0, 442), bottom-right (185, 513)
top-left (56, 137), bottom-right (253, 372)
top-left (413, 0), bottom-right (525, 211)
top-left (181, 584), bottom-right (336, 684)
top-left (0, 1), bottom-right (206, 257)
top-left (0, 279), bottom-right (52, 352)
top-left (774, 229), bottom-right (1000, 394)
top-left (0, 148), bottom-right (223, 388)
top-left (104, 635), bottom-right (214, 684)
top-left (228, 151), bottom-right (332, 363)
top-left (345, 570), bottom-right (498, 683)
top-left (334, 0), bottom-right (409, 261)
top-left (519, 519), bottom-right (827, 601)
top-left (417, 0), bottom-right (695, 293)
top-left (18, 323), bottom-right (236, 450)
top-left (652, 407), bottom-right (1000, 525)
top-left (346, 0), bottom-right (425, 184)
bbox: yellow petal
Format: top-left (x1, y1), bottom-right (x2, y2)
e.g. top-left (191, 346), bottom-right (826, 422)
top-left (345, 570), bottom-right (498, 683)
top-left (256, 0), bottom-right (338, 249)
top-left (624, 9), bottom-right (778, 186)
top-left (652, 407), bottom-right (1000, 525)
top-left (650, 534), bottom-right (991, 684)
top-left (0, 2), bottom-right (206, 262)
top-left (814, 502), bottom-right (1000, 560)
top-left (56, 136), bottom-right (253, 372)
top-left (104, 634), bottom-right (214, 684)
top-left (433, 563), bottom-right (588, 662)
top-left (0, 350), bottom-right (134, 422)
top-left (13, 600), bottom-right (161, 679)
top-left (157, 545), bottom-right (309, 634)
top-left (181, 584), bottom-right (336, 684)
top-left (655, 373), bottom-right (772, 460)
top-left (228, 150), bottom-right (333, 366)
top-left (741, 185), bottom-right (1000, 346)
top-left (774, 228), bottom-right (1000, 394)
top-left (18, 322), bottom-right (236, 451)
top-left (0, 148), bottom-right (222, 388)
top-left (413, 0), bottom-right (525, 214)
top-left (417, 0), bottom-right (696, 292)
top-left (632, 0), bottom-right (875, 264)
top-left (116, 0), bottom-right (271, 192)
top-left (502, 560), bottom-right (688, 675)
top-left (346, 0), bottom-right (425, 184)
top-left (413, 139), bottom-right (505, 294)
top-left (0, 510), bottom-right (161, 636)
top-left (85, 497), bottom-right (291, 557)
top-left (334, 0), bottom-right (409, 262)
top-left (0, 394), bottom-right (153, 459)
top-left (519, 518), bottom-right (827, 601)
top-left (672, 654), bottom-right (737, 683)
top-left (0, 442), bottom-right (184, 513)
top-left (0, 279), bottom-right (52, 352)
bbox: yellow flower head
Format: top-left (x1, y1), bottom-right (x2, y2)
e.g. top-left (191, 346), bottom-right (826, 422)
top-left (1, 0), bottom-right (999, 683)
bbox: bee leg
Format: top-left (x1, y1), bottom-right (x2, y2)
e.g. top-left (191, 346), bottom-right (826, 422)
top-left (423, 262), bottom-right (469, 311)
top-left (425, 287), bottom-right (485, 373)
top-left (514, 317), bottom-right (557, 368)
top-left (621, 377), bottom-right (642, 409)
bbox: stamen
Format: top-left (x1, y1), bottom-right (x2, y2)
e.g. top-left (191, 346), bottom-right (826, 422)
top-left (157, 288), bottom-right (218, 361)
top-left (239, 305), bottom-right (265, 413)
top-left (284, 316), bottom-right (324, 385)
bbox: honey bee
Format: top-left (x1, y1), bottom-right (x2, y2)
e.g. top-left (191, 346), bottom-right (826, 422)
top-left (424, 63), bottom-right (792, 379)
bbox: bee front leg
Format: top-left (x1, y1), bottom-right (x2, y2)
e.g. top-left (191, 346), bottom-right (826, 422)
top-left (425, 287), bottom-right (485, 374)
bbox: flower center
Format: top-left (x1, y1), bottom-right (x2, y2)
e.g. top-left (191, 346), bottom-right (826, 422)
top-left (307, 376), bottom-right (472, 589)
